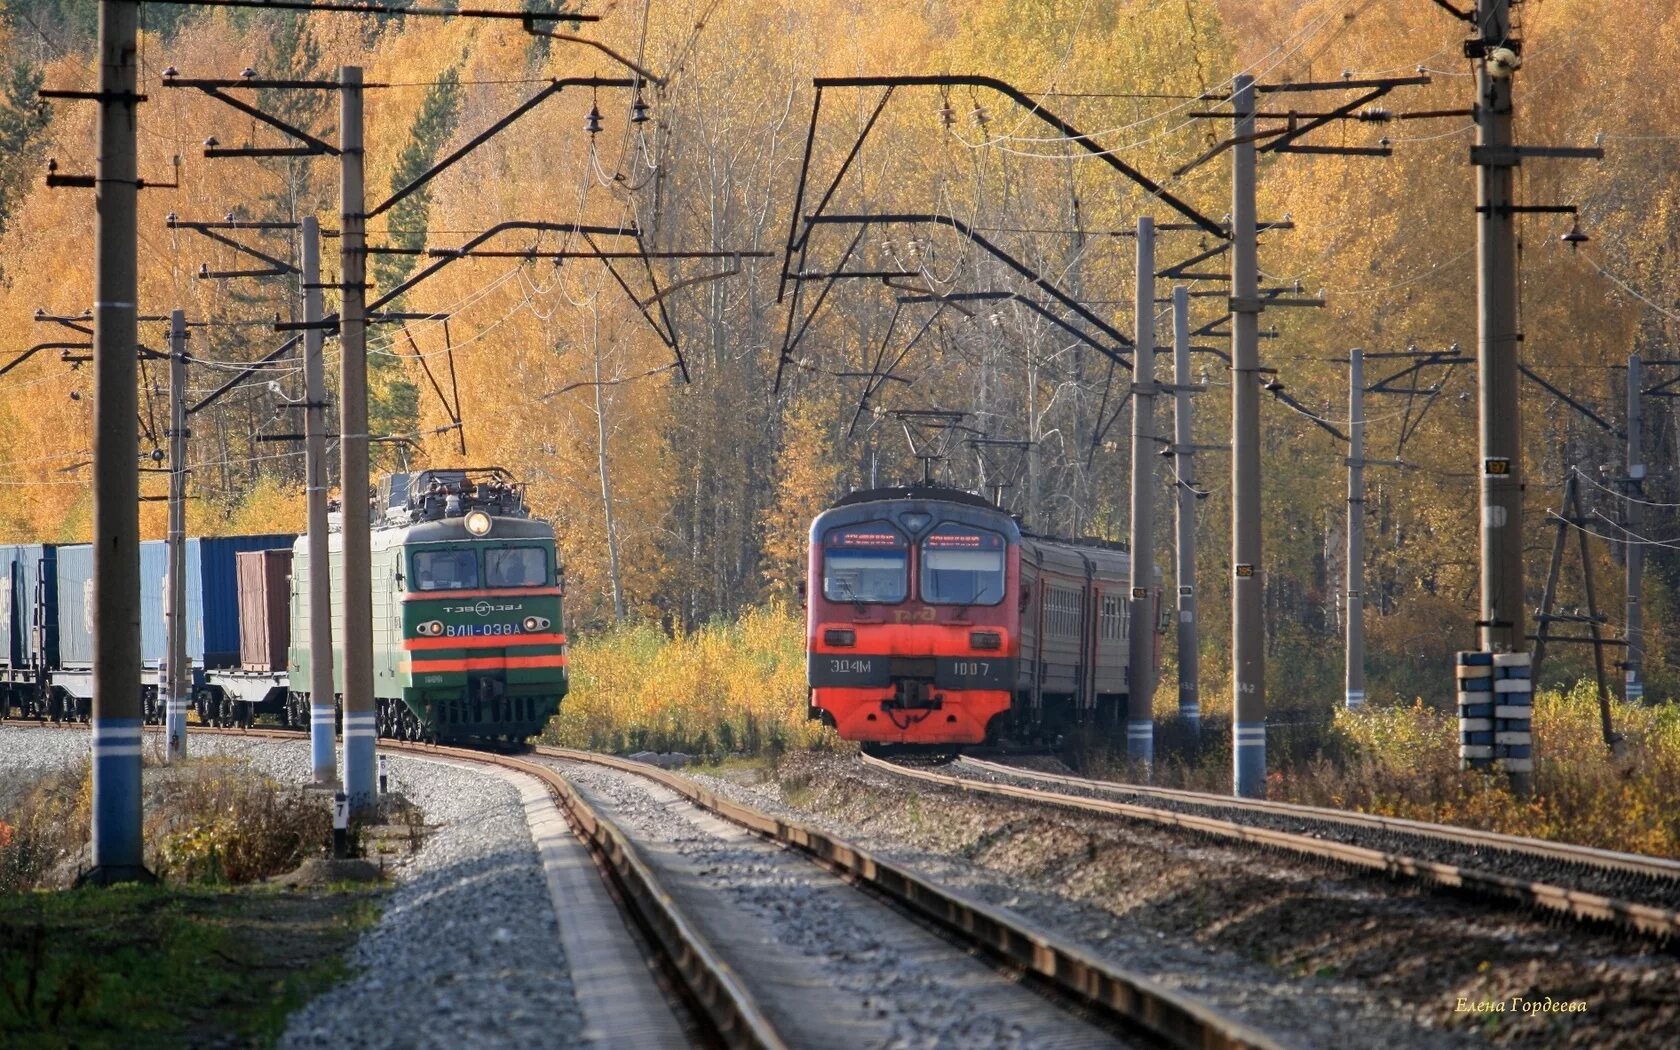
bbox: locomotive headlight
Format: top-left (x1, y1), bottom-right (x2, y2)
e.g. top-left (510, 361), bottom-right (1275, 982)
top-left (523, 616), bottom-right (551, 632)
top-left (969, 630), bottom-right (1002, 651)
top-left (823, 628), bottom-right (856, 647)
top-left (418, 620), bottom-right (444, 637)
top-left (464, 509), bottom-right (492, 536)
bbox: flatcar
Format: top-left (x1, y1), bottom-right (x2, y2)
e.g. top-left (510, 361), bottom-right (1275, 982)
top-left (805, 486), bottom-right (1152, 747)
top-left (1, 536), bottom-right (293, 723)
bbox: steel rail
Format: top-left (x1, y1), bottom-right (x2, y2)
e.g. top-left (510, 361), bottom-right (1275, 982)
top-left (527, 745), bottom-right (1287, 1050)
top-left (863, 753), bottom-right (1680, 939)
top-left (958, 755), bottom-right (1680, 884)
top-left (417, 744), bottom-right (789, 1050)
top-left (0, 722), bottom-right (784, 1050)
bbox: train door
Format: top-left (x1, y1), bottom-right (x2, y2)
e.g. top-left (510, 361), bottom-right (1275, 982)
top-left (1076, 555), bottom-right (1096, 719)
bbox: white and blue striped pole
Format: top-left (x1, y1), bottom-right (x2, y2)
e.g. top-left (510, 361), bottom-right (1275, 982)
top-left (90, 719), bottom-right (146, 875)
top-left (337, 67), bottom-right (377, 811)
top-left (165, 310), bottom-right (190, 762)
top-left (1230, 75), bottom-right (1267, 799)
top-left (1345, 347), bottom-right (1367, 712)
top-left (342, 711), bottom-right (377, 812)
top-left (299, 218), bottom-right (337, 786)
top-left (1171, 286), bottom-right (1201, 736)
top-left (1126, 215), bottom-right (1158, 772)
top-left (82, 0), bottom-right (151, 884)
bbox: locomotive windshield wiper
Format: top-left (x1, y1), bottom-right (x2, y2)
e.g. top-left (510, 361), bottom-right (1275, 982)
top-left (952, 581), bottom-right (997, 620)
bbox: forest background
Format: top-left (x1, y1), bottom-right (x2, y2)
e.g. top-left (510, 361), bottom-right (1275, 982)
top-left (0, 0), bottom-right (1676, 715)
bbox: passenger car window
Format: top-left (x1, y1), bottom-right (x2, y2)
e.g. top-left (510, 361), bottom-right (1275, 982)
top-left (822, 522), bottom-right (908, 603)
top-left (485, 547), bottom-right (548, 587)
top-left (413, 549), bottom-right (480, 591)
top-left (921, 525), bottom-right (1006, 605)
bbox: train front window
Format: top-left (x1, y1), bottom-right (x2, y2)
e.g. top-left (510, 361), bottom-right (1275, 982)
top-left (413, 549), bottom-right (479, 591)
top-left (921, 525), bottom-right (1006, 605)
top-left (822, 522), bottom-right (908, 603)
top-left (486, 547), bottom-right (548, 587)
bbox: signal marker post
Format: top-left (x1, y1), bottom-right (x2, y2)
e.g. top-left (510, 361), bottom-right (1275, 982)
top-left (1127, 216), bottom-right (1158, 769)
top-left (165, 311), bottom-right (190, 761)
top-left (82, 0), bottom-right (150, 885)
top-left (338, 66), bottom-right (377, 811)
top-left (1170, 286), bottom-right (1199, 733)
top-left (301, 217), bottom-right (337, 785)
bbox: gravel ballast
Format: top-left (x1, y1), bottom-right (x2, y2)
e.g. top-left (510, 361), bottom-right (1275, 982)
top-left (954, 756), bottom-right (1680, 913)
top-left (686, 750), bottom-right (1680, 1050)
top-left (547, 755), bottom-right (1135, 1050)
top-left (0, 727), bottom-right (587, 1049)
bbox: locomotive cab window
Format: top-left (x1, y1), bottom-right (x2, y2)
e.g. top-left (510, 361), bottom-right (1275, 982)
top-left (485, 546), bottom-right (548, 587)
top-left (413, 548), bottom-right (479, 591)
top-left (921, 525), bottom-right (1006, 605)
top-left (822, 522), bottom-right (908, 603)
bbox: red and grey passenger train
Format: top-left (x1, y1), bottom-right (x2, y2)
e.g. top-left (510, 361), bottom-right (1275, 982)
top-left (805, 487), bottom-right (1159, 747)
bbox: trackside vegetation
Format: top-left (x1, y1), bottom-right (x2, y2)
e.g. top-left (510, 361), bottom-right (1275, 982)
top-left (553, 605), bottom-right (1680, 859)
top-left (0, 754), bottom-right (384, 1047)
top-left (542, 603), bottom-right (833, 758)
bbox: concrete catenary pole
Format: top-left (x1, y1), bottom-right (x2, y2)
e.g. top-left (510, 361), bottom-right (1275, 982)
top-left (1171, 285), bottom-right (1199, 732)
top-left (84, 0), bottom-right (149, 885)
top-left (1127, 216), bottom-right (1157, 768)
top-left (301, 217), bottom-right (337, 783)
top-left (1229, 73), bottom-right (1266, 798)
top-left (165, 311), bottom-right (189, 762)
top-left (1474, 0), bottom-right (1525, 654)
top-left (1345, 347), bottom-right (1366, 711)
top-left (338, 66), bottom-right (376, 809)
top-left (1624, 352), bottom-right (1644, 701)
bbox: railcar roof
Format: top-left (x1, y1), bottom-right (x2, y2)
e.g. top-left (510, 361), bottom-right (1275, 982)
top-left (830, 486), bottom-right (1000, 511)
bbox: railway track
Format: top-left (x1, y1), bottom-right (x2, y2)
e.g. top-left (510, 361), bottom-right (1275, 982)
top-left (864, 752), bottom-right (1680, 940)
top-left (1, 721), bottom-right (1285, 1050)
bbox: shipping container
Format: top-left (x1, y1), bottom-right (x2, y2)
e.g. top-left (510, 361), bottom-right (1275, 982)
top-left (58, 542), bottom-right (166, 668)
top-left (0, 544), bottom-right (56, 673)
top-left (56, 534), bottom-right (295, 670)
top-left (237, 548), bottom-right (291, 671)
top-left (197, 535), bottom-right (294, 668)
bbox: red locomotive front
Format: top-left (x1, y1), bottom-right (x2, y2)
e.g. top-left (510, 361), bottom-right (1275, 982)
top-left (806, 488), bottom-right (1019, 746)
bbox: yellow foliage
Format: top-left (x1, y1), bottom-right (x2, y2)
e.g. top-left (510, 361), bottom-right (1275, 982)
top-left (1285, 686), bottom-right (1680, 858)
top-left (542, 603), bottom-right (837, 757)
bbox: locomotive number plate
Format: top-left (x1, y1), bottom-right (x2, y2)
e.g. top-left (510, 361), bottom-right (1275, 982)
top-left (442, 622), bottom-right (521, 637)
top-left (827, 658), bottom-right (876, 675)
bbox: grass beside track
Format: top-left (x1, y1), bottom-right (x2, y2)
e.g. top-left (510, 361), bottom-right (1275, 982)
top-left (0, 882), bottom-right (378, 1049)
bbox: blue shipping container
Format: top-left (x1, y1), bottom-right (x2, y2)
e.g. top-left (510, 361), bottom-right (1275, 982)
top-left (56, 535), bottom-right (295, 670)
top-left (0, 544), bottom-right (55, 671)
top-left (195, 535), bottom-right (295, 667)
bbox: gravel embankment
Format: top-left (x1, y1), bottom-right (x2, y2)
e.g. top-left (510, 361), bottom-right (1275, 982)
top-left (685, 750), bottom-right (1680, 1050)
top-left (953, 757), bottom-right (1680, 911)
top-left (0, 728), bottom-right (587, 1050)
top-left (549, 756), bottom-right (1133, 1050)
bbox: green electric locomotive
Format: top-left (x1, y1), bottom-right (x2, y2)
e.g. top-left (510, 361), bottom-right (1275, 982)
top-left (287, 468), bottom-right (567, 742)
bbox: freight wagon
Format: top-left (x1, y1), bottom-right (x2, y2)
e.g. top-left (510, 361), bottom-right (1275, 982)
top-left (1, 469), bottom-right (565, 743)
top-left (0, 535), bottom-right (294, 722)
